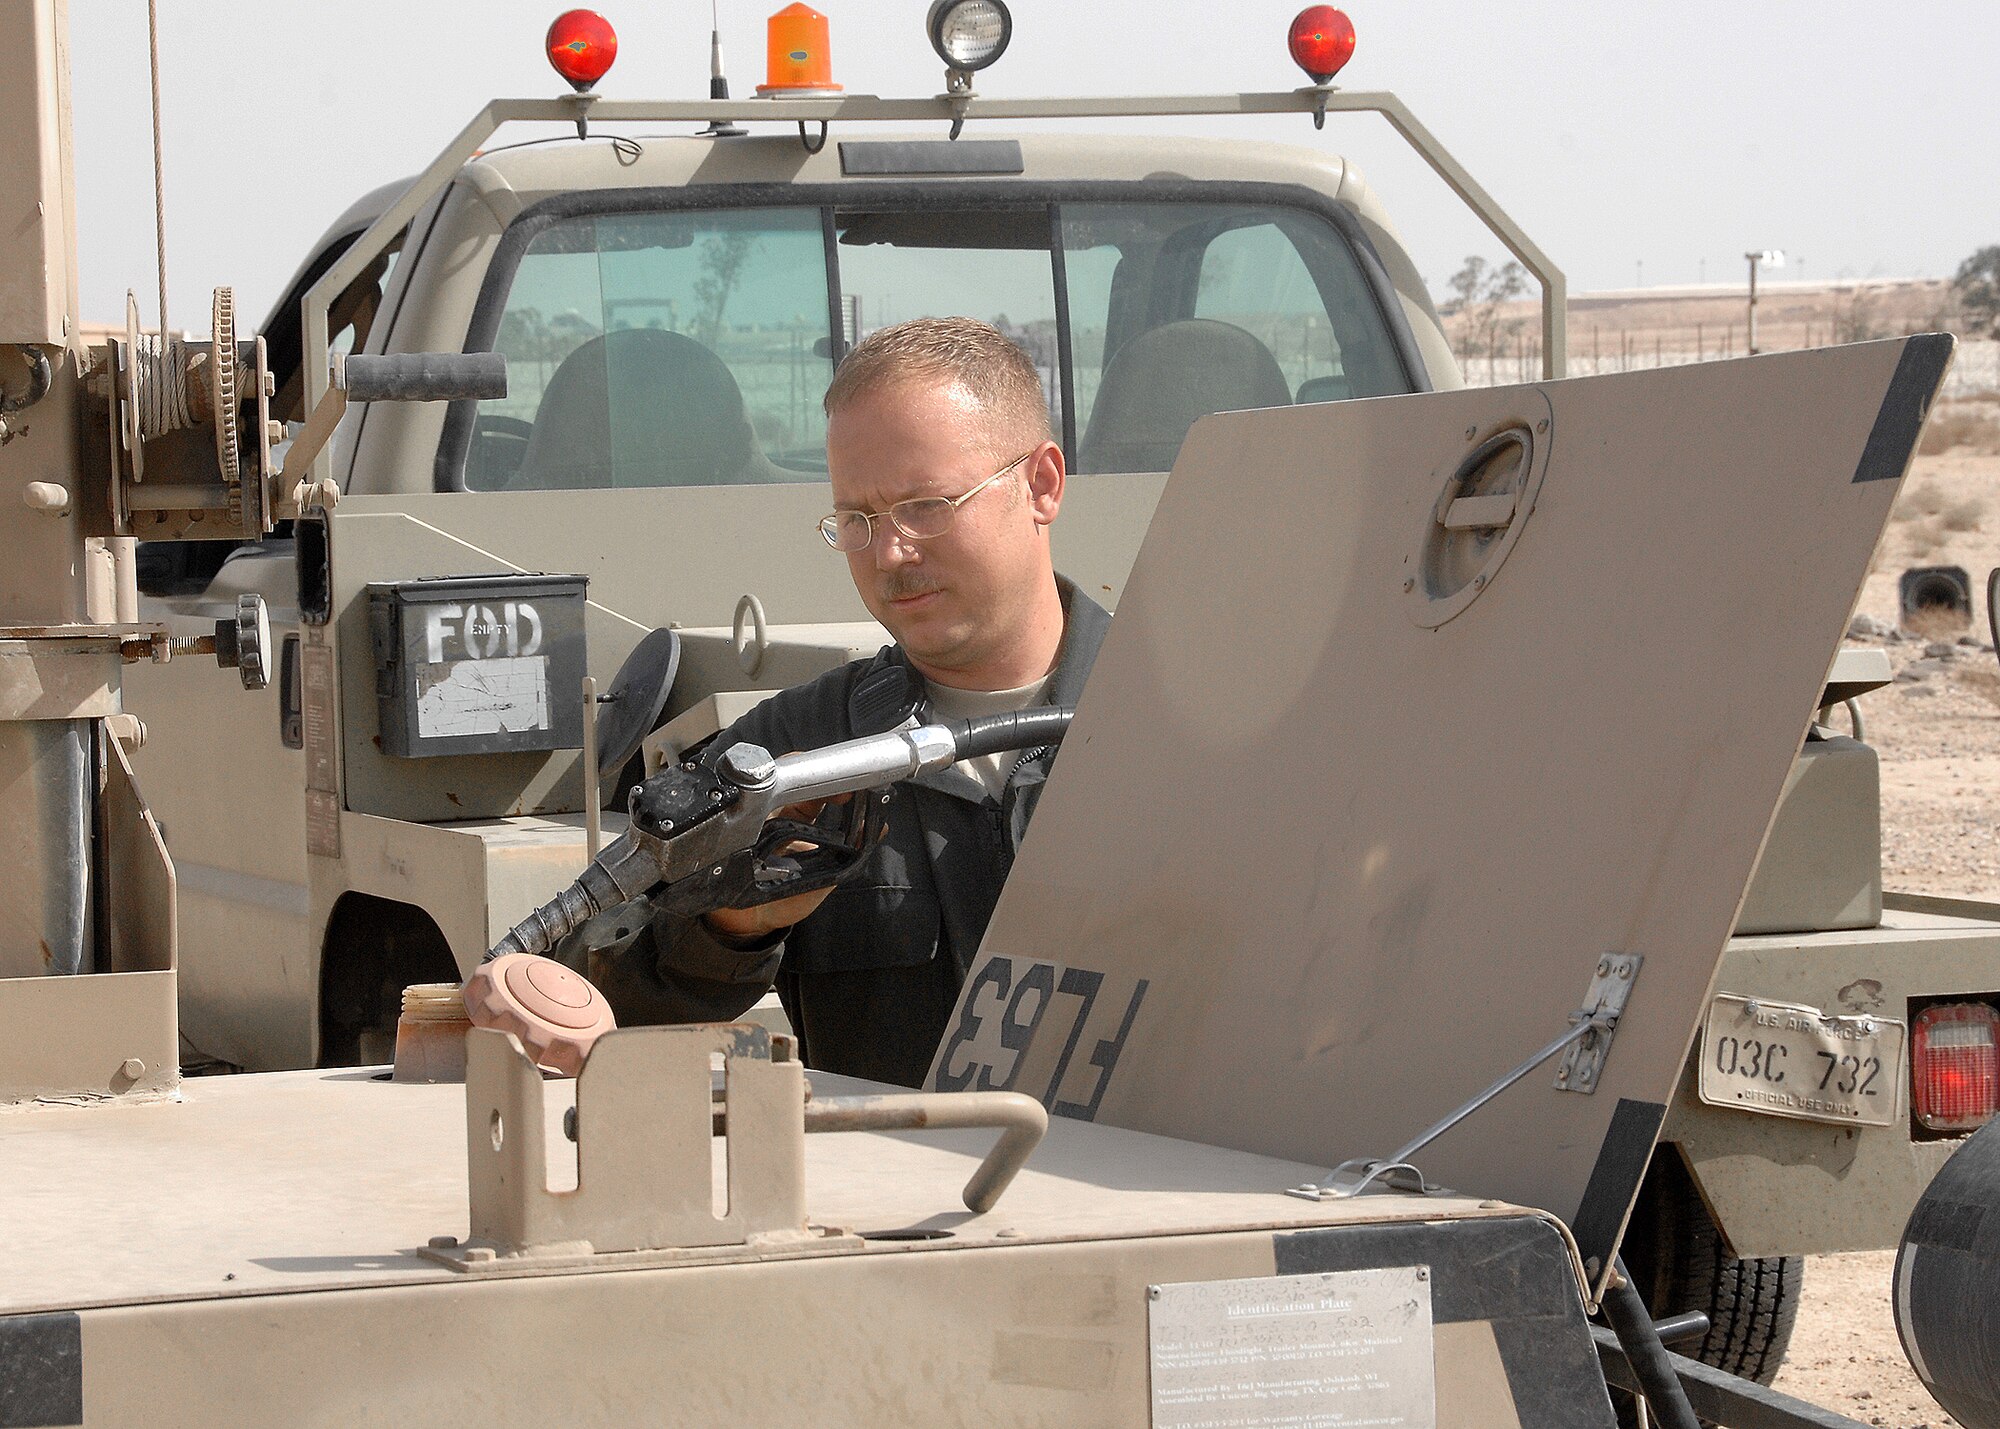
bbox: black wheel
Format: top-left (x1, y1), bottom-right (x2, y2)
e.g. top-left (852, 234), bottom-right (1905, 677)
top-left (1619, 1150), bottom-right (1804, 1391)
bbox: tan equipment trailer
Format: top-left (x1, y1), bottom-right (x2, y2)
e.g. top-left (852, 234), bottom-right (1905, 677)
top-left (2, 1), bottom-right (1996, 1422)
top-left (119, 2), bottom-right (2000, 1393)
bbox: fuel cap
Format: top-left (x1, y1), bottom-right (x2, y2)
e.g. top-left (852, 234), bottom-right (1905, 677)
top-left (462, 954), bottom-right (616, 1076)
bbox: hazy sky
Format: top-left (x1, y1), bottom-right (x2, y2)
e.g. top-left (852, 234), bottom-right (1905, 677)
top-left (65, 0), bottom-right (2000, 329)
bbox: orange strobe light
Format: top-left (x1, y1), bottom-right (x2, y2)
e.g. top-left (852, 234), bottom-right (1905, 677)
top-left (1288, 6), bottom-right (1356, 85)
top-left (547, 9), bottom-right (619, 91)
top-left (760, 3), bottom-right (842, 94)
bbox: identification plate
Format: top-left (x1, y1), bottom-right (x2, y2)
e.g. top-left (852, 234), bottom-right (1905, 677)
top-left (1148, 1267), bottom-right (1434, 1428)
top-left (1697, 994), bottom-right (1905, 1127)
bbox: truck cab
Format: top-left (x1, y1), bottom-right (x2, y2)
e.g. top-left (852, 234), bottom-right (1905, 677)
top-left (128, 128), bottom-right (1452, 1071)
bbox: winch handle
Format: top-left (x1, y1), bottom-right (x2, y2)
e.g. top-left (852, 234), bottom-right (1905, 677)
top-left (339, 352), bottom-right (508, 403)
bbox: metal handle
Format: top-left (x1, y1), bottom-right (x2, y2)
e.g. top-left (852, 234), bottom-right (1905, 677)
top-left (744, 724), bottom-right (961, 807)
top-left (339, 352), bottom-right (508, 403)
top-left (803, 1091), bottom-right (1048, 1212)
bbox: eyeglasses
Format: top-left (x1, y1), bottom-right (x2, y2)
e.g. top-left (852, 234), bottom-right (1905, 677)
top-left (819, 451), bottom-right (1034, 552)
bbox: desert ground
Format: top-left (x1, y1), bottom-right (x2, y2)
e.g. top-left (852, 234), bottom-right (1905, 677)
top-left (1752, 403), bottom-right (2000, 1426)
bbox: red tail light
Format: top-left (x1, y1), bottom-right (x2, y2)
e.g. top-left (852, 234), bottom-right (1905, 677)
top-left (547, 10), bottom-right (619, 91)
top-left (1913, 1002), bottom-right (2000, 1133)
top-left (1288, 7), bottom-right (1356, 85)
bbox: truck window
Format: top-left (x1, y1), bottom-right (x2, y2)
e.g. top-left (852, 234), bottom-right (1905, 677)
top-left (465, 207), bottom-right (833, 490)
top-left (1061, 203), bottom-right (1408, 473)
top-left (835, 207), bottom-right (1062, 440)
top-left (453, 195), bottom-right (1415, 491)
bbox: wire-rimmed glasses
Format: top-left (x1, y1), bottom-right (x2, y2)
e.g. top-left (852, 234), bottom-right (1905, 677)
top-left (818, 451), bottom-right (1034, 551)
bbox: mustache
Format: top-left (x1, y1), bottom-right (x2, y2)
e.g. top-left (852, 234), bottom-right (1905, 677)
top-left (880, 573), bottom-right (941, 602)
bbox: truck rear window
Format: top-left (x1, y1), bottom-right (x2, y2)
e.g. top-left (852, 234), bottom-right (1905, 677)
top-left (460, 196), bottom-right (1413, 491)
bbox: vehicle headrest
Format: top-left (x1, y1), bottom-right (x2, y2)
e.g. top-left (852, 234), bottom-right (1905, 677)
top-left (1079, 319), bottom-right (1292, 474)
top-left (513, 328), bottom-right (782, 489)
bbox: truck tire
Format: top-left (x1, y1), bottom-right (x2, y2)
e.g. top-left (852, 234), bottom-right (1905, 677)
top-left (1620, 1152), bottom-right (1803, 1388)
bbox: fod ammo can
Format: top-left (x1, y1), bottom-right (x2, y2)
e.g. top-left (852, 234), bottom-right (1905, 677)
top-left (367, 573), bottom-right (588, 759)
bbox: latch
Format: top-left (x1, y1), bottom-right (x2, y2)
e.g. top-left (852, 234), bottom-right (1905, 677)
top-left (1554, 953), bottom-right (1642, 1094)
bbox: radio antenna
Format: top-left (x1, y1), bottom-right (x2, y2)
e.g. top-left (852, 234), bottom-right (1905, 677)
top-left (146, 0), bottom-right (169, 334)
top-left (703, 0), bottom-right (747, 136)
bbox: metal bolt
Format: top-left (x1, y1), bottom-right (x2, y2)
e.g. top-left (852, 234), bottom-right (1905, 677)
top-left (1464, 425), bottom-right (1477, 441)
top-left (1579, 1065), bottom-right (1594, 1083)
top-left (563, 1107), bottom-right (578, 1142)
top-left (1597, 956), bottom-right (1612, 977)
top-left (1402, 576), bottom-right (1415, 592)
top-left (119, 1058), bottom-right (145, 1080)
top-left (1479, 1200), bottom-right (1502, 1209)
top-left (1536, 418), bottom-right (1549, 433)
top-left (1148, 1285), bottom-right (1161, 1301)
top-left (719, 743), bottom-right (778, 787)
top-left (711, 865), bottom-right (724, 878)
top-left (462, 1246), bottom-right (497, 1263)
top-left (428, 1235), bottom-right (460, 1249)
top-left (1472, 574), bottom-right (1486, 590)
top-left (1415, 1268), bottom-right (1428, 1281)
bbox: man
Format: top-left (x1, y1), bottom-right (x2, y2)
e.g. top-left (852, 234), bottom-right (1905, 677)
top-left (588, 316), bottom-right (1108, 1088)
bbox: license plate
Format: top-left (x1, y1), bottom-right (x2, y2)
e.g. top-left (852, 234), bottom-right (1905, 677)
top-left (1697, 994), bottom-right (1905, 1127)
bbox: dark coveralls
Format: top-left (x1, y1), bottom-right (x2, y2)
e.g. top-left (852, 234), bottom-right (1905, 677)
top-left (586, 580), bottom-right (1109, 1089)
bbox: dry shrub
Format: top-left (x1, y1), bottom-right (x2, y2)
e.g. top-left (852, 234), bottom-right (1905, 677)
top-left (1944, 495), bottom-right (1987, 531)
top-left (1903, 516), bottom-right (1946, 559)
top-left (1921, 400), bottom-right (2000, 456)
top-left (1901, 482), bottom-right (1948, 518)
top-left (1958, 664), bottom-right (2000, 712)
top-left (1904, 603), bottom-right (1971, 640)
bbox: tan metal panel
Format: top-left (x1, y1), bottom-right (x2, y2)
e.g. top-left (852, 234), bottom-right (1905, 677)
top-left (0, 1062), bottom-right (1533, 1315)
top-left (0, 0), bottom-right (75, 346)
top-left (931, 339), bottom-right (1950, 1282)
top-left (98, 732), bottom-right (174, 976)
top-left (0, 969), bottom-right (176, 1103)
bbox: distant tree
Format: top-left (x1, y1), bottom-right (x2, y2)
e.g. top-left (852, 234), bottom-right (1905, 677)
top-left (1953, 245), bottom-right (2000, 339)
top-left (1445, 255), bottom-right (1528, 381)
top-left (694, 232), bottom-right (756, 349)
top-left (1829, 283), bottom-right (1882, 344)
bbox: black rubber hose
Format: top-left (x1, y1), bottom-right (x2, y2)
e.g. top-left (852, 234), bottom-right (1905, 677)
top-left (342, 352), bottom-right (508, 403)
top-left (1600, 1258), bottom-right (1703, 1429)
top-left (943, 706), bottom-right (1074, 762)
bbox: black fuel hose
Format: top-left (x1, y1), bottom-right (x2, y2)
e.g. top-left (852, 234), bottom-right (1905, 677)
top-left (942, 706), bottom-right (1074, 761)
top-left (1599, 1259), bottom-right (1702, 1429)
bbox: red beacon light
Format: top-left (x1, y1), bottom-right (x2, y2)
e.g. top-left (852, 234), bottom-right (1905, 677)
top-left (546, 9), bottom-right (619, 92)
top-left (1288, 6), bottom-right (1356, 86)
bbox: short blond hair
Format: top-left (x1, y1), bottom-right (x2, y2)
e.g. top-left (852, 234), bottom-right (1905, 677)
top-left (824, 316), bottom-right (1053, 455)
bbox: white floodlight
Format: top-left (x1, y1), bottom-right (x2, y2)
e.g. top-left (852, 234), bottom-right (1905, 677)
top-left (927, 0), bottom-right (1012, 74)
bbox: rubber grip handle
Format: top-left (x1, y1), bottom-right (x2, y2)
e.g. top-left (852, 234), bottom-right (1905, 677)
top-left (341, 352), bottom-right (508, 403)
top-left (946, 706), bottom-right (1074, 762)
